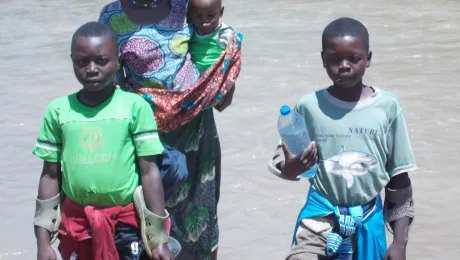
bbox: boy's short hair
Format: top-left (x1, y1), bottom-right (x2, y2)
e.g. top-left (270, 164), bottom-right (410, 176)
top-left (71, 21), bottom-right (118, 54)
top-left (322, 17), bottom-right (370, 51)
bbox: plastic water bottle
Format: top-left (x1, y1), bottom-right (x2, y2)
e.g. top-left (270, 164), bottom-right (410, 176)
top-left (277, 105), bottom-right (317, 178)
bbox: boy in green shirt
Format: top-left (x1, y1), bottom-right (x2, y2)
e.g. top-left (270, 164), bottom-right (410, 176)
top-left (33, 22), bottom-right (174, 260)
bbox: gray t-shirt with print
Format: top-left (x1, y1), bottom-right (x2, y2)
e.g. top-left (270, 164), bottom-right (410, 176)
top-left (295, 88), bottom-right (417, 206)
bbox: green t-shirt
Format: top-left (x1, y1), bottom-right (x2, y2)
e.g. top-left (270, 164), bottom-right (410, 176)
top-left (32, 88), bottom-right (164, 207)
top-left (190, 23), bottom-right (233, 73)
top-left (295, 88), bottom-right (417, 206)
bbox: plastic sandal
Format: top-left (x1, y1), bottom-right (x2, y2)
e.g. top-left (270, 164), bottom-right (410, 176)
top-left (267, 143), bottom-right (300, 181)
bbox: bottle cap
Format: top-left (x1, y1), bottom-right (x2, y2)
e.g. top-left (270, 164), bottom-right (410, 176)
top-left (280, 105), bottom-right (291, 115)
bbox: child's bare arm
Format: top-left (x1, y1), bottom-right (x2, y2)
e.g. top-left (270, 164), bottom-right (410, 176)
top-left (35, 161), bottom-right (61, 245)
top-left (384, 172), bottom-right (414, 260)
top-left (386, 173), bottom-right (411, 245)
top-left (138, 155), bottom-right (175, 259)
top-left (137, 155), bottom-right (166, 216)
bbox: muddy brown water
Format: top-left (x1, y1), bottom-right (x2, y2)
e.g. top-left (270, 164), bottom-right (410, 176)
top-left (1, 0), bottom-right (459, 259)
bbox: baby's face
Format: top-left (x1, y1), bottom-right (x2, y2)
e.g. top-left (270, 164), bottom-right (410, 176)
top-left (189, 0), bottom-right (222, 35)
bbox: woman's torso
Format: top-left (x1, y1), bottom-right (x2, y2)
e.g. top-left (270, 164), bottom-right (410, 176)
top-left (99, 0), bottom-right (199, 90)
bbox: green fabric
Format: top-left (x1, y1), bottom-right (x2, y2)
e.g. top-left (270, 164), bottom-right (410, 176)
top-left (295, 88), bottom-right (417, 206)
top-left (190, 25), bottom-right (229, 73)
top-left (160, 109), bottom-right (220, 259)
top-left (33, 88), bottom-right (164, 207)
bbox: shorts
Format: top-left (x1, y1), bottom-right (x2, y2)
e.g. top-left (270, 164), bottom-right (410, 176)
top-left (59, 223), bottom-right (148, 260)
top-left (285, 216), bottom-right (334, 260)
top-left (114, 223), bottom-right (149, 260)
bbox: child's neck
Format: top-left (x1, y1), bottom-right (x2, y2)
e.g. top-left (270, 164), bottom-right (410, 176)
top-left (78, 85), bottom-right (115, 107)
top-left (328, 81), bottom-right (374, 102)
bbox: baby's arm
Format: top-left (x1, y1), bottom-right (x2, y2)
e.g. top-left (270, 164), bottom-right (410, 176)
top-left (217, 24), bottom-right (234, 49)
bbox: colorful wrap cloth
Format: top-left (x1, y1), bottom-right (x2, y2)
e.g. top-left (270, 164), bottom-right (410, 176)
top-left (292, 188), bottom-right (387, 260)
top-left (58, 198), bottom-right (171, 260)
top-left (125, 31), bottom-right (244, 132)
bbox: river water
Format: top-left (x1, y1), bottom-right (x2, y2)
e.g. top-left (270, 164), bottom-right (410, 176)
top-left (0, 0), bottom-right (459, 259)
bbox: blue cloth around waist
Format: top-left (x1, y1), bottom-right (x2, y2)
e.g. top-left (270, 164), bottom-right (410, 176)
top-left (292, 188), bottom-right (387, 260)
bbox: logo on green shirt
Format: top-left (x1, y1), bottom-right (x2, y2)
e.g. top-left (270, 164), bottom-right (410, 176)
top-left (79, 127), bottom-right (103, 152)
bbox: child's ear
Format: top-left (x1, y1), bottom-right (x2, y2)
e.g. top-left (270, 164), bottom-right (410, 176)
top-left (366, 51), bottom-right (372, 68)
top-left (220, 6), bottom-right (224, 17)
top-left (320, 51), bottom-right (325, 68)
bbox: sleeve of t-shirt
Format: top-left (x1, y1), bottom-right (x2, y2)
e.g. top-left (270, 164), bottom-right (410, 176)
top-left (131, 99), bottom-right (164, 157)
top-left (385, 112), bottom-right (418, 177)
top-left (217, 24), bottom-right (234, 49)
top-left (32, 104), bottom-right (62, 163)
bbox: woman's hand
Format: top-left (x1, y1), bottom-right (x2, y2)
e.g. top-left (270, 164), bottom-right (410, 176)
top-left (151, 243), bottom-right (175, 260)
top-left (281, 141), bottom-right (318, 180)
top-left (215, 81), bottom-right (235, 112)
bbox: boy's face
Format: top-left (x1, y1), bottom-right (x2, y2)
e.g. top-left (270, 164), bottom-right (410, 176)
top-left (71, 35), bottom-right (118, 92)
top-left (189, 0), bottom-right (223, 35)
top-left (321, 36), bottom-right (371, 89)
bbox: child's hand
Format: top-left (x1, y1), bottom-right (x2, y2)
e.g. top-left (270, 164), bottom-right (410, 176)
top-left (281, 141), bottom-right (318, 179)
top-left (37, 244), bottom-right (57, 260)
top-left (384, 242), bottom-right (406, 260)
top-left (151, 243), bottom-right (174, 260)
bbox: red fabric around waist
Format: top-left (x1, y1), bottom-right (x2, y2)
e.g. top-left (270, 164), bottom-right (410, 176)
top-left (58, 198), bottom-right (138, 260)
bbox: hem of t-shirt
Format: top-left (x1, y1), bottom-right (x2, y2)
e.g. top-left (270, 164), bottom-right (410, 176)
top-left (64, 194), bottom-right (134, 208)
top-left (390, 164), bottom-right (418, 177)
top-left (322, 87), bottom-right (381, 110)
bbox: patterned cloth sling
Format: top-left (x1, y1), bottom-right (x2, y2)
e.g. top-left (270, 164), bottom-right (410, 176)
top-left (123, 31), bottom-right (243, 132)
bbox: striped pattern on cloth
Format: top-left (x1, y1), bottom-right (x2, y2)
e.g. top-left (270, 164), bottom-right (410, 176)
top-left (325, 198), bottom-right (376, 259)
